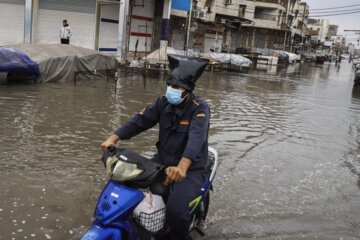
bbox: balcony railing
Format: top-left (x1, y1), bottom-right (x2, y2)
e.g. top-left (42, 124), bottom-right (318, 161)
top-left (254, 0), bottom-right (287, 8)
top-left (281, 23), bottom-right (290, 30)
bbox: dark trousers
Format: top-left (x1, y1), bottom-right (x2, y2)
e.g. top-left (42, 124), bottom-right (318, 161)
top-left (166, 169), bottom-right (205, 240)
top-left (150, 157), bottom-right (205, 240)
top-left (61, 38), bottom-right (69, 44)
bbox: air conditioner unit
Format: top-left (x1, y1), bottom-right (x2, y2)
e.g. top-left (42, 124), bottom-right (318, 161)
top-left (193, 10), bottom-right (200, 19)
top-left (193, 10), bottom-right (206, 19)
top-left (225, 0), bottom-right (232, 5)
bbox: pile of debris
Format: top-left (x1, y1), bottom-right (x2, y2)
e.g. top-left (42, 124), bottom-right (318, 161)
top-left (1, 44), bottom-right (117, 83)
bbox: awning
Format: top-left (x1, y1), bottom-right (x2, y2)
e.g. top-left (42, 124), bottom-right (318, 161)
top-left (215, 13), bottom-right (253, 25)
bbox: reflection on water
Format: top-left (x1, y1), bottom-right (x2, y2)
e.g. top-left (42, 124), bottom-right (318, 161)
top-left (0, 62), bottom-right (360, 239)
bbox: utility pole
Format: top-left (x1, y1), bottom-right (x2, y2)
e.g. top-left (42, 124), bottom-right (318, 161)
top-left (24, 0), bottom-right (39, 43)
top-left (185, 0), bottom-right (193, 53)
top-left (117, 0), bottom-right (129, 62)
top-left (159, 0), bottom-right (172, 61)
top-left (24, 0), bottom-right (33, 43)
top-left (283, 0), bottom-right (290, 51)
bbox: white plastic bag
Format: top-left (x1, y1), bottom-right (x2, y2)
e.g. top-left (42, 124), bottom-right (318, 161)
top-left (133, 192), bottom-right (166, 232)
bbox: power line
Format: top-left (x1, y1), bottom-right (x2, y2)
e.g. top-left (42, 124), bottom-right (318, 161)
top-left (310, 3), bottom-right (360, 11)
top-left (214, 4), bottom-right (360, 19)
top-left (310, 8), bottom-right (360, 14)
top-left (309, 10), bottom-right (360, 17)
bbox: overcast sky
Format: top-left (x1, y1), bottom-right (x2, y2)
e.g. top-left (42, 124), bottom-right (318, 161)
top-left (305, 0), bottom-right (360, 43)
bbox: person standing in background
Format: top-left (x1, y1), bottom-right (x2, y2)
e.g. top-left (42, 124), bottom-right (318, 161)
top-left (60, 19), bottom-right (72, 44)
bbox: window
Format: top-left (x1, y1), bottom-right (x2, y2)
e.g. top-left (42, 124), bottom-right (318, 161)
top-left (278, 10), bottom-right (282, 25)
top-left (205, 0), bottom-right (213, 12)
top-left (239, 5), bottom-right (246, 17)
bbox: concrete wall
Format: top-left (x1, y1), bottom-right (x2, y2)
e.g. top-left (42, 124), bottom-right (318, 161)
top-left (0, 3), bottom-right (24, 45)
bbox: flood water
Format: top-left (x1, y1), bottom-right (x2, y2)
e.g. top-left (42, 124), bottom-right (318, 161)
top-left (1, 62), bottom-right (360, 240)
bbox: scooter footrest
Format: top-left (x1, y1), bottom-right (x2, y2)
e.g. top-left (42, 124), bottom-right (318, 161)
top-left (194, 226), bottom-right (205, 236)
top-left (194, 219), bottom-right (206, 237)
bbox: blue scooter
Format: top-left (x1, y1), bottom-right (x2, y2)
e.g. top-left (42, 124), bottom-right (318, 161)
top-left (81, 146), bottom-right (218, 239)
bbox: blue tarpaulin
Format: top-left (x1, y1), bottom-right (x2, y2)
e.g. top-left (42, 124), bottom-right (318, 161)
top-left (0, 46), bottom-right (40, 79)
top-left (171, 0), bottom-right (190, 11)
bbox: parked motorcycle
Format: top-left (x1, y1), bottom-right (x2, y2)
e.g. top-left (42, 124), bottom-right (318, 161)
top-left (81, 146), bottom-right (218, 239)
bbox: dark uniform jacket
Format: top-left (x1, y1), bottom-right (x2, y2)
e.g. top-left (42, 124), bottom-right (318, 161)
top-left (114, 94), bottom-right (210, 171)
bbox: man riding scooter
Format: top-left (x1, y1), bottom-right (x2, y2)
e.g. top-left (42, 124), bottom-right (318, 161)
top-left (101, 54), bottom-right (210, 240)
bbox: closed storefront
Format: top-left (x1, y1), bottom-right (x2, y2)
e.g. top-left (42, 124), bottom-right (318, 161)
top-left (170, 16), bottom-right (186, 51)
top-left (254, 29), bottom-right (267, 48)
top-left (97, 0), bottom-right (155, 53)
top-left (170, 19), bottom-right (206, 52)
top-left (230, 28), bottom-right (248, 50)
top-left (0, 0), bottom-right (24, 45)
top-left (37, 0), bottom-right (96, 49)
top-left (129, 0), bottom-right (155, 52)
top-left (203, 25), bottom-right (223, 53)
top-left (191, 22), bottom-right (205, 53)
top-left (98, 2), bottom-right (119, 51)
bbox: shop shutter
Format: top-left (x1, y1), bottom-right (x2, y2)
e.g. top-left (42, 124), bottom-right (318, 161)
top-left (98, 2), bottom-right (119, 52)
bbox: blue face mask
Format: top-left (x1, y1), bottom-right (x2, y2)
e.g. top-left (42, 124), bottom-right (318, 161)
top-left (166, 86), bottom-right (185, 105)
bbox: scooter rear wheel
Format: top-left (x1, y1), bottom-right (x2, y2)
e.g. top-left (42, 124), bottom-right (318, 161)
top-left (190, 191), bottom-right (210, 236)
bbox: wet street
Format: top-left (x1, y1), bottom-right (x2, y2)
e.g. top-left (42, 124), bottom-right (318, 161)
top-left (1, 62), bottom-right (360, 240)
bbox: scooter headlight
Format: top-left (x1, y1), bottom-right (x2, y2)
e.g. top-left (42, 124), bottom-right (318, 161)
top-left (106, 155), bottom-right (144, 182)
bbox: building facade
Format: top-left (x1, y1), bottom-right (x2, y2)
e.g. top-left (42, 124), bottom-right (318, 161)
top-left (176, 0), bottom-right (311, 53)
top-left (289, 1), bottom-right (309, 52)
top-left (307, 18), bottom-right (330, 51)
top-left (232, 0), bottom-right (288, 51)
top-left (0, 0), bottom-right (314, 55)
top-left (328, 25), bottom-right (338, 38)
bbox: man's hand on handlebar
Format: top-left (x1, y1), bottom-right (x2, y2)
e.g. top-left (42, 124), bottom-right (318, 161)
top-left (165, 166), bottom-right (186, 185)
top-left (164, 157), bottom-right (192, 185)
top-left (101, 134), bottom-right (120, 151)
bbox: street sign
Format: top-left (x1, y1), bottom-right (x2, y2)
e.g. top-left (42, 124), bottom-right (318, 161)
top-left (172, 0), bottom-right (191, 11)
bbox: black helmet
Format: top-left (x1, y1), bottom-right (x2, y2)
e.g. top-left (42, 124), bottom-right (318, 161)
top-left (166, 54), bottom-right (209, 91)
